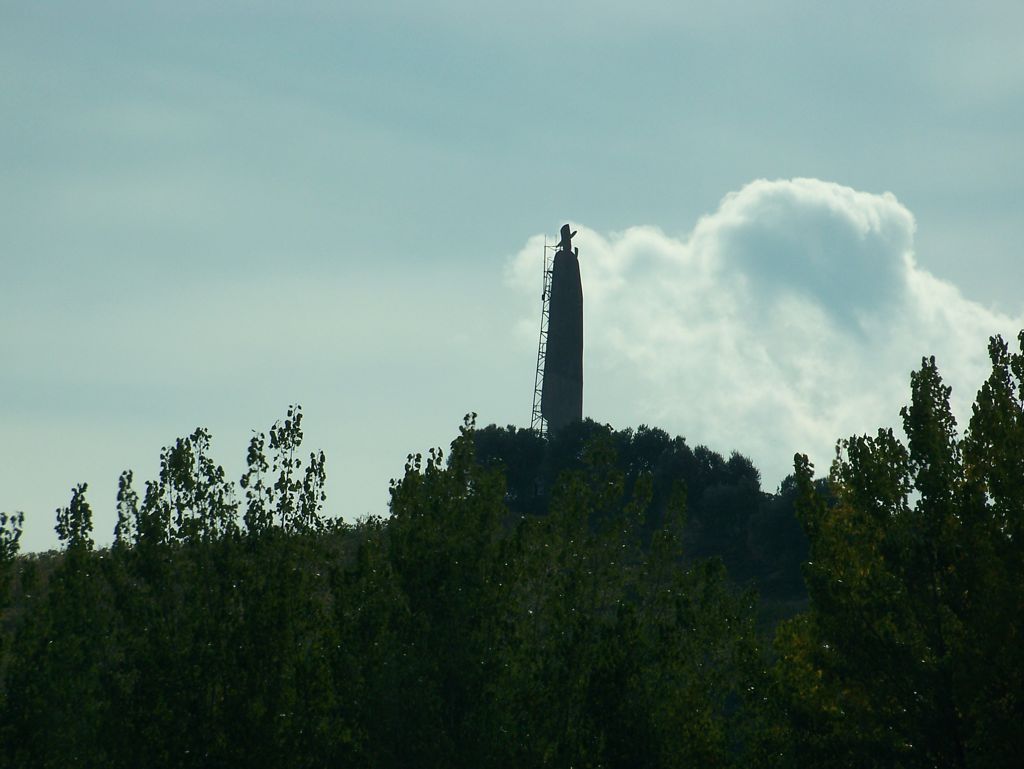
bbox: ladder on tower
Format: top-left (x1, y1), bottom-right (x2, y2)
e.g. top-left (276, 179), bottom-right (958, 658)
top-left (530, 238), bottom-right (555, 438)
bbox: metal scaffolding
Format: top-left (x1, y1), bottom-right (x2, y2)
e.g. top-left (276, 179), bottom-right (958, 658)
top-left (530, 238), bottom-right (555, 438)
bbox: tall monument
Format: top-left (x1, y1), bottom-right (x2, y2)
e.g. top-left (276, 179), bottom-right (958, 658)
top-left (540, 224), bottom-right (583, 434)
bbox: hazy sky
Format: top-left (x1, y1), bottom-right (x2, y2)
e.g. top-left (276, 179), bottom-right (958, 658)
top-left (3, 2), bottom-right (1023, 552)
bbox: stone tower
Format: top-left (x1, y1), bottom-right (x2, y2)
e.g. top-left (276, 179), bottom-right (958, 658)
top-left (540, 224), bottom-right (583, 434)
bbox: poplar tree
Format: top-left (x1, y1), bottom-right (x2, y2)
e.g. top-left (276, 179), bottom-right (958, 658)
top-left (776, 334), bottom-right (1024, 768)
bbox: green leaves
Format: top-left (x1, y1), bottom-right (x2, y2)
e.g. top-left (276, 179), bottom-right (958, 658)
top-left (780, 334), bottom-right (1024, 768)
top-left (241, 405), bottom-right (325, 534)
top-left (3, 410), bottom-right (773, 768)
top-left (54, 482), bottom-right (93, 552)
top-left (0, 511), bottom-right (22, 571)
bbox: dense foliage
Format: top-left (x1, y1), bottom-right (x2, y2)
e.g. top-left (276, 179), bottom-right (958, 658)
top-left (1, 334), bottom-right (1022, 767)
top-left (0, 410), bottom-right (766, 768)
top-left (773, 333), bottom-right (1024, 768)
top-left (472, 420), bottom-right (808, 609)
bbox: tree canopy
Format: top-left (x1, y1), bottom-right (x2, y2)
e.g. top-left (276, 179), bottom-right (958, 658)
top-left (774, 334), bottom-right (1024, 767)
top-left (1, 334), bottom-right (1022, 767)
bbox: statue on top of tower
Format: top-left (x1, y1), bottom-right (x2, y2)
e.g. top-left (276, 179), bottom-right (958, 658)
top-left (541, 223), bottom-right (584, 435)
top-left (556, 224), bottom-right (578, 254)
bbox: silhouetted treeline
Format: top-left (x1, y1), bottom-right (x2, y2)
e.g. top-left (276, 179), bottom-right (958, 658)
top-left (0, 412), bottom-right (766, 768)
top-left (1, 334), bottom-right (1023, 767)
top-left (473, 420), bottom-right (809, 612)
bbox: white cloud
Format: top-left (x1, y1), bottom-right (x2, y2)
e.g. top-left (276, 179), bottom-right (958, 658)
top-left (509, 178), bottom-right (1023, 489)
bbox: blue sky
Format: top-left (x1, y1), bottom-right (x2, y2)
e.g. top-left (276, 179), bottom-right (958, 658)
top-left (3, 1), bottom-right (1023, 552)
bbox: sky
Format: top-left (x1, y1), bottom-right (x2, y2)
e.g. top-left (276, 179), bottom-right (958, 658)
top-left (3, 1), bottom-right (1023, 553)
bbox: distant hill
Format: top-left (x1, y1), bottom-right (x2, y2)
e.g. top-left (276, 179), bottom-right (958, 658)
top-left (474, 420), bottom-right (809, 615)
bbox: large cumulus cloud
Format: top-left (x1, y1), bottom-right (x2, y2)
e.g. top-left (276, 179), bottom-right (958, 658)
top-left (508, 178), bottom-right (1022, 488)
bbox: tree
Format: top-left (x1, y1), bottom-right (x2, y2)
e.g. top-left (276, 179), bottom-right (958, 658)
top-left (241, 405), bottom-right (327, 535)
top-left (3, 485), bottom-right (119, 767)
top-left (0, 511), bottom-right (22, 604)
top-left (489, 430), bottom-right (766, 769)
top-left (475, 420), bottom-right (809, 613)
top-left (1, 407), bottom-right (777, 767)
top-left (384, 413), bottom-right (508, 768)
top-left (776, 334), bottom-right (1024, 768)
top-left (0, 510), bottom-right (24, 728)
